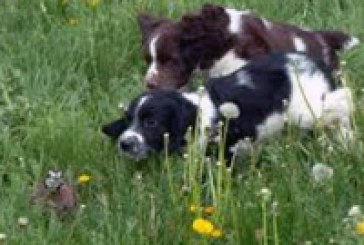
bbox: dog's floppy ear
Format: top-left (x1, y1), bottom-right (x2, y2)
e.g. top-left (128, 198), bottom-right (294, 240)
top-left (237, 18), bottom-right (273, 58)
top-left (169, 98), bottom-right (197, 152)
top-left (137, 13), bottom-right (167, 44)
top-left (101, 118), bottom-right (128, 139)
top-left (201, 3), bottom-right (225, 18)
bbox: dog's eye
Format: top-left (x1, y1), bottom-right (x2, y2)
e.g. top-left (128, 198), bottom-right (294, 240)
top-left (143, 118), bottom-right (158, 128)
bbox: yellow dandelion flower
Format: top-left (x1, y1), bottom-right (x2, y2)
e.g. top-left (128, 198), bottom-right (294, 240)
top-left (85, 0), bottom-right (101, 8)
top-left (210, 228), bottom-right (223, 238)
top-left (78, 174), bottom-right (91, 184)
top-left (190, 204), bottom-right (198, 213)
top-left (67, 17), bottom-right (80, 26)
top-left (356, 222), bottom-right (364, 235)
top-left (192, 218), bottom-right (214, 235)
top-left (204, 206), bottom-right (215, 215)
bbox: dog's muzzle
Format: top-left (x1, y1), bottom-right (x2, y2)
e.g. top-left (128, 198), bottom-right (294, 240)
top-left (119, 131), bottom-right (148, 160)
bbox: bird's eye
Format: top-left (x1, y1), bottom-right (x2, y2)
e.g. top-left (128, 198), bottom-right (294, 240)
top-left (143, 118), bottom-right (158, 128)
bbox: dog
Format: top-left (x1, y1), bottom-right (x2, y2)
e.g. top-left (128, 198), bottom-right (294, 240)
top-left (138, 3), bottom-right (359, 89)
top-left (102, 52), bottom-right (352, 163)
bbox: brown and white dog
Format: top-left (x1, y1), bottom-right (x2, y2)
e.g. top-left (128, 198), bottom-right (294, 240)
top-left (138, 4), bottom-right (359, 90)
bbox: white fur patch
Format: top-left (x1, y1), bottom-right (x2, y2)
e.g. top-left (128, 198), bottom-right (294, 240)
top-left (146, 35), bottom-right (159, 80)
top-left (183, 92), bottom-right (216, 131)
top-left (343, 36), bottom-right (360, 50)
top-left (209, 50), bottom-right (248, 77)
top-left (120, 96), bottom-right (150, 144)
top-left (225, 8), bottom-right (250, 34)
top-left (256, 112), bottom-right (285, 140)
top-left (285, 54), bottom-right (331, 129)
top-left (293, 36), bottom-right (307, 52)
top-left (120, 129), bottom-right (144, 144)
top-left (262, 18), bottom-right (273, 30)
top-left (183, 91), bottom-right (217, 146)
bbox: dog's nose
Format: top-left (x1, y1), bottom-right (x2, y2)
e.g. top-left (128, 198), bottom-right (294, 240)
top-left (120, 136), bottom-right (139, 152)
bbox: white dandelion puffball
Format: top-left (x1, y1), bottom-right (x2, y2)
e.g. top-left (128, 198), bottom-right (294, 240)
top-left (17, 217), bottom-right (29, 227)
top-left (219, 102), bottom-right (240, 119)
top-left (348, 205), bottom-right (361, 217)
top-left (0, 233), bottom-right (6, 241)
top-left (312, 163), bottom-right (334, 182)
top-left (260, 187), bottom-right (272, 201)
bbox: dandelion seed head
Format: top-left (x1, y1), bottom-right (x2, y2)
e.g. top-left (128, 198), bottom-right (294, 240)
top-left (260, 187), bottom-right (271, 201)
top-left (0, 233), bottom-right (6, 241)
top-left (312, 163), bottom-right (333, 182)
top-left (219, 102), bottom-right (240, 119)
top-left (197, 86), bottom-right (205, 96)
top-left (282, 99), bottom-right (288, 107)
top-left (135, 172), bottom-right (142, 180)
top-left (348, 205), bottom-right (362, 217)
top-left (17, 217), bottom-right (29, 227)
top-left (118, 102), bottom-right (126, 111)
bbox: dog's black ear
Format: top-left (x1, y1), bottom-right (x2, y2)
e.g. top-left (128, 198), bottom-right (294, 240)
top-left (137, 13), bottom-right (168, 44)
top-left (101, 119), bottom-right (128, 139)
top-left (169, 98), bottom-right (197, 152)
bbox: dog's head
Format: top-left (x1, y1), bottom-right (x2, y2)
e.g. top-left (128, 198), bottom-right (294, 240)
top-left (102, 91), bottom-right (197, 160)
top-left (138, 4), bottom-right (230, 90)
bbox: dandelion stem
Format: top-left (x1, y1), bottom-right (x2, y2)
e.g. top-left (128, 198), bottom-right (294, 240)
top-left (262, 200), bottom-right (268, 245)
top-left (273, 213), bottom-right (279, 245)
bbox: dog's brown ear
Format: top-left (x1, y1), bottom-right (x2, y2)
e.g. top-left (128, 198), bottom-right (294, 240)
top-left (237, 18), bottom-right (273, 58)
top-left (137, 13), bottom-right (165, 43)
top-left (201, 3), bottom-right (225, 19)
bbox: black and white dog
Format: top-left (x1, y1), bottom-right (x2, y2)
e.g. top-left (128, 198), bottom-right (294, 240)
top-left (102, 53), bottom-right (352, 162)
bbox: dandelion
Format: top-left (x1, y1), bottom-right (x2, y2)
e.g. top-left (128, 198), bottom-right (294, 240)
top-left (355, 222), bottom-right (364, 235)
top-left (260, 187), bottom-right (272, 202)
top-left (348, 205), bottom-right (362, 218)
top-left (135, 172), bottom-right (142, 180)
top-left (197, 86), bottom-right (205, 97)
top-left (85, 0), bottom-right (101, 8)
top-left (192, 218), bottom-right (214, 235)
top-left (0, 233), bottom-right (6, 241)
top-left (17, 216), bottom-right (29, 227)
top-left (80, 204), bottom-right (87, 209)
top-left (219, 102), bottom-right (240, 119)
top-left (312, 163), bottom-right (334, 182)
top-left (78, 174), bottom-right (91, 184)
top-left (210, 228), bottom-right (223, 238)
top-left (204, 206), bottom-right (215, 215)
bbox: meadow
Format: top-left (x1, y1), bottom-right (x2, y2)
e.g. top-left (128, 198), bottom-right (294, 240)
top-left (1, 0), bottom-right (364, 244)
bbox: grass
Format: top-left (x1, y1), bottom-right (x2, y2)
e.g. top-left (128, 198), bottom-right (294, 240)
top-left (1, 0), bottom-right (364, 244)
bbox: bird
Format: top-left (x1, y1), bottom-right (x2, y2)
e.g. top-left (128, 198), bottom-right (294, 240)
top-left (30, 170), bottom-right (78, 216)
